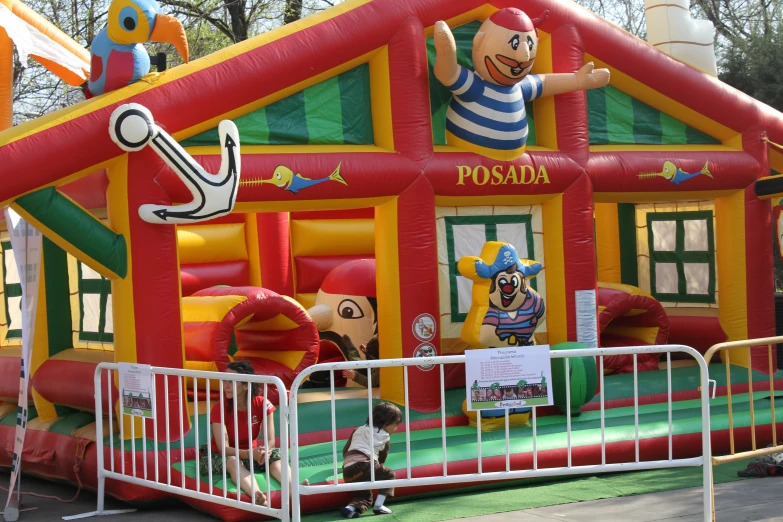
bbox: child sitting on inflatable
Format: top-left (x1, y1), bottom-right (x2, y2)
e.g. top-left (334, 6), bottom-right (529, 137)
top-left (340, 402), bottom-right (402, 518)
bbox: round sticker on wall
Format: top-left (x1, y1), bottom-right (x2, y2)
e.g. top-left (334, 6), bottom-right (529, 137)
top-left (413, 343), bottom-right (438, 371)
top-left (412, 313), bottom-right (436, 342)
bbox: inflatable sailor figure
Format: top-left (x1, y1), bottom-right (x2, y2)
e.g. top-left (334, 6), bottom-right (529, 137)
top-left (458, 242), bottom-right (545, 348)
top-left (433, 8), bottom-right (610, 160)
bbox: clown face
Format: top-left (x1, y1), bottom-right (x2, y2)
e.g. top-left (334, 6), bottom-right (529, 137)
top-left (473, 18), bottom-right (538, 86)
top-left (488, 265), bottom-right (527, 311)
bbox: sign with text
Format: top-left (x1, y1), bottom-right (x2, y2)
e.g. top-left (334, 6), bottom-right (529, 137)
top-left (119, 363), bottom-right (154, 418)
top-left (465, 345), bottom-right (553, 411)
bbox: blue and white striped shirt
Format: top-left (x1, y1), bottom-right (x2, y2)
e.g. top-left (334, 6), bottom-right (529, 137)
top-left (445, 66), bottom-right (543, 151)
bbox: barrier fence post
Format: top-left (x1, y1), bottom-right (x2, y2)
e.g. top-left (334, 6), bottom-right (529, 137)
top-left (288, 346), bottom-right (712, 520)
top-left (65, 365), bottom-right (288, 520)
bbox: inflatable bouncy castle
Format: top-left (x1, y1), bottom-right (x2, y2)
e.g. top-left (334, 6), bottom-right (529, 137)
top-left (1, 0), bottom-right (783, 519)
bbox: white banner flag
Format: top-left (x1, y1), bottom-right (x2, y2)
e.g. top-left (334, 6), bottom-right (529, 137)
top-left (3, 208), bottom-right (42, 512)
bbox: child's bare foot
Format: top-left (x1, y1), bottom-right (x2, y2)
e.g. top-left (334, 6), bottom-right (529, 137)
top-left (254, 490), bottom-right (267, 506)
top-left (302, 479), bottom-right (310, 485)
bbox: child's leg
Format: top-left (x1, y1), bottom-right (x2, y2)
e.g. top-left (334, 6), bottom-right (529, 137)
top-left (340, 463), bottom-right (374, 517)
top-left (226, 456), bottom-right (267, 506)
top-left (372, 464), bottom-right (397, 514)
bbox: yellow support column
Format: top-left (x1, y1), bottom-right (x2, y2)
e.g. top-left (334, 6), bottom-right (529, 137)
top-left (595, 203), bottom-right (622, 284)
top-left (715, 190), bottom-right (749, 366)
top-left (107, 156), bottom-right (137, 365)
top-left (543, 195), bottom-right (567, 344)
top-left (29, 255), bottom-right (57, 420)
top-left (375, 198), bottom-right (403, 405)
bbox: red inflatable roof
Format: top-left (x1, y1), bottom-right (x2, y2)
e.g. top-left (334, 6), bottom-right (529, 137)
top-left (0, 0), bottom-right (781, 206)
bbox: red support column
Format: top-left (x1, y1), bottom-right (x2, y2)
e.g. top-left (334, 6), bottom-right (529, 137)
top-left (256, 212), bottom-right (294, 296)
top-left (551, 24), bottom-right (590, 166)
top-left (388, 16), bottom-right (434, 168)
top-left (127, 150), bottom-right (188, 440)
top-left (743, 128), bottom-right (777, 372)
top-left (563, 174), bottom-right (597, 342)
top-left (379, 175), bottom-right (441, 412)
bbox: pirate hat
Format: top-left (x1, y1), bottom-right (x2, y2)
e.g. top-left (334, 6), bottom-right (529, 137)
top-left (459, 242), bottom-right (542, 281)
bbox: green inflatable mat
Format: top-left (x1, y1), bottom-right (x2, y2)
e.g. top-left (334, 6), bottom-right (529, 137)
top-left (172, 389), bottom-right (783, 493)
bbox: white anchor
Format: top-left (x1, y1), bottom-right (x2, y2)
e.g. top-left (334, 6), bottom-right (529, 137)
top-left (108, 103), bottom-right (241, 224)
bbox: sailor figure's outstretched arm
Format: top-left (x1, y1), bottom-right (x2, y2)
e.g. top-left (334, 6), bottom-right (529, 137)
top-left (108, 103), bottom-right (241, 224)
top-left (433, 21), bottom-right (461, 86)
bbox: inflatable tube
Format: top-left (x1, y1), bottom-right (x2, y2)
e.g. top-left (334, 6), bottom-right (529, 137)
top-left (551, 342), bottom-right (597, 415)
top-left (597, 282), bottom-right (669, 373)
top-left (30, 349), bottom-right (116, 412)
top-left (182, 286), bottom-right (319, 401)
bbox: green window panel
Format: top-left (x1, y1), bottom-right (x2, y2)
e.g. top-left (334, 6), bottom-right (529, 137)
top-left (426, 21), bottom-right (536, 146)
top-left (77, 261), bottom-right (113, 343)
top-left (587, 85), bottom-right (720, 145)
top-left (445, 215), bottom-right (536, 323)
top-left (182, 64), bottom-right (374, 147)
top-left (2, 240), bottom-right (22, 339)
top-left (647, 211), bottom-right (716, 304)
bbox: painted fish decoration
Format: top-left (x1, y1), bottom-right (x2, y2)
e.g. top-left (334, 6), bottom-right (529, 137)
top-left (638, 160), bottom-right (712, 186)
top-left (243, 162), bottom-right (346, 194)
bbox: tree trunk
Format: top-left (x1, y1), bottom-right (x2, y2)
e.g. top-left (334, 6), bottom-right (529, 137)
top-left (224, 0), bottom-right (249, 42)
top-left (284, 0), bottom-right (303, 24)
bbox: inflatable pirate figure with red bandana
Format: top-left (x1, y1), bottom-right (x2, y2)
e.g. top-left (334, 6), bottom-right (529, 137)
top-left (458, 242), bottom-right (545, 348)
top-left (433, 8), bottom-right (610, 161)
top-left (306, 259), bottom-right (378, 387)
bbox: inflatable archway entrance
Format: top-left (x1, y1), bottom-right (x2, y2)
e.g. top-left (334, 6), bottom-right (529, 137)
top-left (597, 282), bottom-right (669, 373)
top-left (182, 286), bottom-right (319, 402)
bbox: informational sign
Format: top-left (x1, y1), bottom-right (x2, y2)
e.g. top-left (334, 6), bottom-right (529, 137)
top-left (412, 313), bottom-right (436, 342)
top-left (119, 363), bottom-right (154, 418)
top-left (465, 345), bottom-right (553, 411)
top-left (413, 343), bottom-right (437, 371)
top-left (3, 207), bottom-right (42, 514)
top-left (575, 289), bottom-right (598, 348)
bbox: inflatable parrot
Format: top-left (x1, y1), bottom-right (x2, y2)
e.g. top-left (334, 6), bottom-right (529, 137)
top-left (432, 8), bottom-right (611, 161)
top-left (86, 0), bottom-right (189, 97)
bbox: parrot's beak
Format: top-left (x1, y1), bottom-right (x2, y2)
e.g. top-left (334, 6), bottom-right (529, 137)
top-left (150, 14), bottom-right (189, 63)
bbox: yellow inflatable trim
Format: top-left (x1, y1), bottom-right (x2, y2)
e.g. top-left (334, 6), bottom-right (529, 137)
top-left (238, 313), bottom-right (300, 332)
top-left (177, 223), bottom-right (248, 265)
top-left (182, 295), bottom-right (248, 323)
top-left (233, 350), bottom-right (306, 371)
top-left (291, 218), bottom-right (375, 257)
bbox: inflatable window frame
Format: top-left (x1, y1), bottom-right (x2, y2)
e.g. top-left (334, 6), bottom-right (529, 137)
top-left (0, 238), bottom-right (22, 341)
top-left (68, 254), bottom-right (114, 346)
top-left (646, 210), bottom-right (716, 304)
top-left (444, 214), bottom-right (537, 323)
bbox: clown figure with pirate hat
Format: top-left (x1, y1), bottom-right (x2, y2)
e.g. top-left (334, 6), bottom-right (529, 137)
top-left (458, 242), bottom-right (545, 348)
top-left (433, 8), bottom-right (610, 161)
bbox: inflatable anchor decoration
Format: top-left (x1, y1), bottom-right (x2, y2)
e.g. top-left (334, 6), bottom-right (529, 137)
top-left (108, 103), bottom-right (241, 224)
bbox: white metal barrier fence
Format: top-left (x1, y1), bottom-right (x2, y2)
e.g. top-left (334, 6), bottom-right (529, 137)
top-left (69, 363), bottom-right (290, 521)
top-left (289, 345), bottom-right (713, 522)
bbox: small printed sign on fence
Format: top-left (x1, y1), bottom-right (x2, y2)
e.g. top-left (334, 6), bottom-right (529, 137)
top-left (119, 363), bottom-right (154, 418)
top-left (465, 345), bottom-right (553, 411)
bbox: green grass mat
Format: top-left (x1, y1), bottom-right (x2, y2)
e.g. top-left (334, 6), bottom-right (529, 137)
top-left (299, 458), bottom-right (752, 521)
